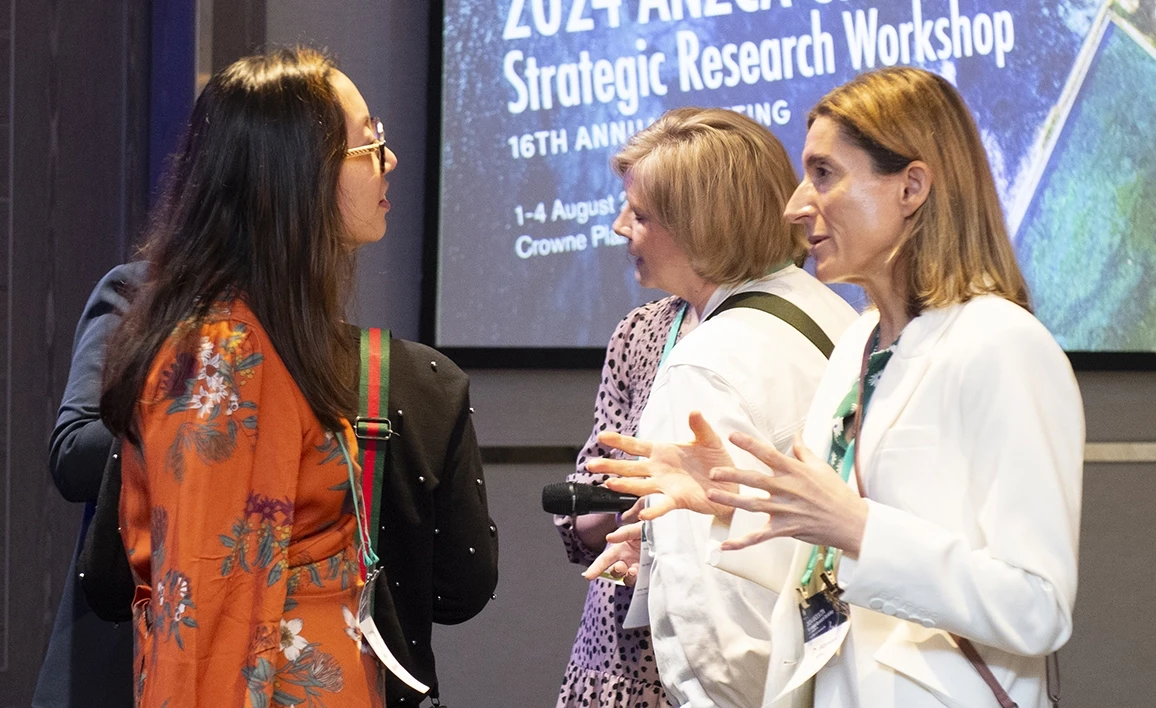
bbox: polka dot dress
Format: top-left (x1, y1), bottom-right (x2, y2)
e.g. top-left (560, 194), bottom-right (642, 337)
top-left (554, 296), bottom-right (686, 708)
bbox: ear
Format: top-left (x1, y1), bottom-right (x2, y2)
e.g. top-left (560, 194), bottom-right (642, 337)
top-left (898, 161), bottom-right (931, 217)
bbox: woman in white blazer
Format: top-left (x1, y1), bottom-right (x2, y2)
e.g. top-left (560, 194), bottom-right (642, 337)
top-left (596, 67), bottom-right (1082, 708)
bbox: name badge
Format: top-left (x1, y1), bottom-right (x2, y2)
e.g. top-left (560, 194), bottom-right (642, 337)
top-left (358, 568), bottom-right (431, 694)
top-left (773, 572), bottom-right (850, 701)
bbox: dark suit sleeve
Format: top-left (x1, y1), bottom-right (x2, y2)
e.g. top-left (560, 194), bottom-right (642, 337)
top-left (49, 262), bottom-right (146, 502)
top-left (430, 371), bottom-right (498, 624)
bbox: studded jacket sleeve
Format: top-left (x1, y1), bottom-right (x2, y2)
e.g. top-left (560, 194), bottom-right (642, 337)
top-left (374, 338), bottom-right (498, 706)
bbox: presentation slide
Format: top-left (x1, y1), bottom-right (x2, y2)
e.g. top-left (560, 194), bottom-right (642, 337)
top-left (436, 0), bottom-right (1156, 352)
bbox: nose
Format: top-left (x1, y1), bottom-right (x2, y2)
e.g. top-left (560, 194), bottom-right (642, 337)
top-left (382, 145), bottom-right (398, 176)
top-left (612, 202), bottom-right (632, 239)
top-left (783, 180), bottom-right (814, 224)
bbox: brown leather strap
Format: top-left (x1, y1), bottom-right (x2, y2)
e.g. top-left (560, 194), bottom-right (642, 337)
top-left (849, 326), bottom-right (875, 499)
top-left (954, 636), bottom-right (1061, 707)
top-left (952, 635), bottom-right (1018, 708)
top-left (1046, 651), bottom-right (1061, 707)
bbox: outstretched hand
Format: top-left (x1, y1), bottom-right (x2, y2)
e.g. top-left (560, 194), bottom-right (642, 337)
top-left (587, 411), bottom-right (738, 521)
top-left (706, 432), bottom-right (867, 555)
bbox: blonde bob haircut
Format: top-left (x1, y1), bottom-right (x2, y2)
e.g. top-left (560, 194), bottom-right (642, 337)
top-left (810, 67), bottom-right (1030, 315)
top-left (611, 107), bottom-right (805, 285)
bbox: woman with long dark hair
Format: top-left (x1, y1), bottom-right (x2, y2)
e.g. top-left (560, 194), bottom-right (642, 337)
top-left (101, 47), bottom-right (395, 706)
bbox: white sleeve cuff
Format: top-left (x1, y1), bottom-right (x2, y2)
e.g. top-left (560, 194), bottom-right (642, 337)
top-left (706, 495), bottom-right (793, 594)
top-left (836, 499), bottom-right (948, 630)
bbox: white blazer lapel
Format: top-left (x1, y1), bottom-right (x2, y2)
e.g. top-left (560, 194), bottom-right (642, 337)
top-left (855, 305), bottom-right (965, 492)
top-left (800, 313), bottom-right (878, 458)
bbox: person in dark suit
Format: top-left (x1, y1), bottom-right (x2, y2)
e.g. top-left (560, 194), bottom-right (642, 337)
top-left (33, 262), bottom-right (143, 708)
top-left (34, 261), bottom-right (498, 707)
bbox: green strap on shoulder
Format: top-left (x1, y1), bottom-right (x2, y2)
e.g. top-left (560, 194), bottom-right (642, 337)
top-left (356, 327), bottom-right (391, 562)
top-left (706, 291), bottom-right (835, 359)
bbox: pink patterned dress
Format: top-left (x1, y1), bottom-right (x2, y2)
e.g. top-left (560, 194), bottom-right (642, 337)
top-left (554, 296), bottom-right (687, 708)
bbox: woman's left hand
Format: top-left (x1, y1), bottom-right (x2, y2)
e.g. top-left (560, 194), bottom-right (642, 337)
top-left (582, 522), bottom-right (644, 586)
top-left (707, 431), bottom-right (869, 557)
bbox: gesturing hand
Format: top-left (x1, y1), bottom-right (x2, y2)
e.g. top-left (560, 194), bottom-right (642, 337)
top-left (583, 522), bottom-right (644, 586)
top-left (707, 432), bottom-right (868, 556)
top-left (587, 411), bottom-right (738, 521)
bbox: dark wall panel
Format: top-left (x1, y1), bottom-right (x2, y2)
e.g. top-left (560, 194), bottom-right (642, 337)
top-left (266, 0), bottom-right (430, 339)
top-left (211, 0), bottom-right (264, 73)
top-left (1, 0), bottom-right (149, 703)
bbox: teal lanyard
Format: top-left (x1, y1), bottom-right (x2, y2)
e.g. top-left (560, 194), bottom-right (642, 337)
top-left (659, 302), bottom-right (688, 367)
top-left (337, 433), bottom-right (380, 571)
top-left (799, 326), bottom-right (893, 588)
top-left (798, 443), bottom-right (859, 587)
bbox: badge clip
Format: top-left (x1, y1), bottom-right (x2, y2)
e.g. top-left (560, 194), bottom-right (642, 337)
top-left (819, 570), bottom-right (841, 596)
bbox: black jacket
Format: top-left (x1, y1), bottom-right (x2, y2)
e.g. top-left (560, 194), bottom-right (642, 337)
top-left (371, 336), bottom-right (499, 705)
top-left (38, 263), bottom-right (498, 707)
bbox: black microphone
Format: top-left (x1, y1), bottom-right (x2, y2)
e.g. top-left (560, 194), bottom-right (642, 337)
top-left (541, 482), bottom-right (640, 515)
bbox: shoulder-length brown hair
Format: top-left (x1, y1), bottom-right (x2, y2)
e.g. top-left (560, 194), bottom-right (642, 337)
top-left (102, 47), bottom-right (357, 439)
top-left (612, 107), bottom-right (805, 285)
top-left (810, 66), bottom-right (1030, 314)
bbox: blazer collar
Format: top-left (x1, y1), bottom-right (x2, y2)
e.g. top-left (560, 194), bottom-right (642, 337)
top-left (856, 303), bottom-right (966, 487)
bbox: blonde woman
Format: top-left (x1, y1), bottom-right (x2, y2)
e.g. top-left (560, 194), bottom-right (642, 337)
top-left (595, 68), bottom-right (1082, 708)
top-left (580, 107), bottom-right (857, 707)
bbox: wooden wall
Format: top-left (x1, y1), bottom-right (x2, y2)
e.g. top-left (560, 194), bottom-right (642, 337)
top-left (0, 1), bottom-right (149, 704)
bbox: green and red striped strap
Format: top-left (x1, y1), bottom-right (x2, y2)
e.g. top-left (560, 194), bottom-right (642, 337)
top-left (355, 327), bottom-right (391, 579)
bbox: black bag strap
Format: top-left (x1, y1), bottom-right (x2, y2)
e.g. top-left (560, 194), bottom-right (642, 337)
top-left (353, 329), bottom-right (435, 705)
top-left (706, 291), bottom-right (835, 359)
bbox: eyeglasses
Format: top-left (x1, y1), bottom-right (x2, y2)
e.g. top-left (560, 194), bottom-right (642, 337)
top-left (344, 118), bottom-right (388, 174)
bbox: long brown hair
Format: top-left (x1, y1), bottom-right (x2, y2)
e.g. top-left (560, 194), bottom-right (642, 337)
top-left (102, 47), bottom-right (357, 439)
top-left (810, 67), bottom-right (1030, 315)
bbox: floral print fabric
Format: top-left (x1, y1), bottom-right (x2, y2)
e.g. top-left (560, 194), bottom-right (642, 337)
top-left (119, 300), bottom-right (383, 708)
top-left (827, 327), bottom-right (896, 476)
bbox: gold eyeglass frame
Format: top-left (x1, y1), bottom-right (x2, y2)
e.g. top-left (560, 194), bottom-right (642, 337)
top-left (344, 118), bottom-right (387, 173)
